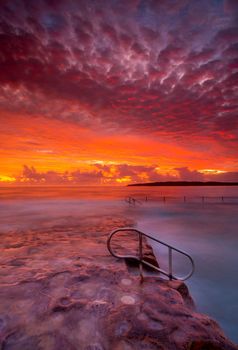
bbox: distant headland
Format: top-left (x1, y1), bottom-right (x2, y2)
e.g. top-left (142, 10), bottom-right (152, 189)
top-left (128, 181), bottom-right (238, 187)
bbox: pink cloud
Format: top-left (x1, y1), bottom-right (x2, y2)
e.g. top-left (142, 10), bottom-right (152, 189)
top-left (0, 0), bottom-right (237, 162)
top-left (175, 167), bottom-right (204, 181)
top-left (14, 165), bottom-right (238, 185)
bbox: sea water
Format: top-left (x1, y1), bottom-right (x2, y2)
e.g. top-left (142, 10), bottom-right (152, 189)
top-left (136, 199), bottom-right (238, 343)
top-left (0, 185), bottom-right (237, 343)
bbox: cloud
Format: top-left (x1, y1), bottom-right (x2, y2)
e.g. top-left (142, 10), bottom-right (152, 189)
top-left (0, 0), bottom-right (237, 137)
top-left (175, 167), bottom-right (204, 181)
top-left (16, 164), bottom-right (173, 185)
top-left (12, 164), bottom-right (238, 185)
top-left (206, 171), bottom-right (238, 182)
top-left (19, 165), bottom-right (104, 185)
top-left (0, 0), bottom-right (237, 175)
top-left (175, 167), bottom-right (238, 182)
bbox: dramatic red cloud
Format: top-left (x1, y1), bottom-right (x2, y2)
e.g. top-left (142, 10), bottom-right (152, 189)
top-left (0, 0), bottom-right (237, 184)
top-left (5, 164), bottom-right (237, 186)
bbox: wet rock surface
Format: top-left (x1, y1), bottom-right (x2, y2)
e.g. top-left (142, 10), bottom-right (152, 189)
top-left (0, 216), bottom-right (237, 350)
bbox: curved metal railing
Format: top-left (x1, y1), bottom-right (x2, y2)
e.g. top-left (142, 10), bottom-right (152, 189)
top-left (107, 227), bottom-right (195, 281)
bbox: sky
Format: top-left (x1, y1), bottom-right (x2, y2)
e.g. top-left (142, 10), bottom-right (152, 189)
top-left (0, 0), bottom-right (238, 185)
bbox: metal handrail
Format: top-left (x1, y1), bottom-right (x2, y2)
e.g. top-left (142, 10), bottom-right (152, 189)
top-left (107, 227), bottom-right (195, 281)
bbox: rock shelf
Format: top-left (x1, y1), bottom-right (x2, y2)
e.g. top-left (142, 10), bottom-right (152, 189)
top-left (0, 216), bottom-right (237, 350)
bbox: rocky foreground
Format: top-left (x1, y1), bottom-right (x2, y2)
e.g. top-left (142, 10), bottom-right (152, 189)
top-left (0, 216), bottom-right (237, 350)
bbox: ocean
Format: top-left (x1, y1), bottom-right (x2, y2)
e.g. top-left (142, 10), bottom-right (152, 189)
top-left (0, 185), bottom-right (237, 343)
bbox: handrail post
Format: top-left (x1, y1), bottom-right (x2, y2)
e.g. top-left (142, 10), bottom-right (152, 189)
top-left (139, 232), bottom-right (144, 283)
top-left (168, 247), bottom-right (172, 280)
top-left (107, 228), bottom-right (194, 281)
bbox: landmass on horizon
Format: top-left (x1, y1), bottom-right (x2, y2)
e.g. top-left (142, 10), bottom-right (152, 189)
top-left (128, 181), bottom-right (238, 187)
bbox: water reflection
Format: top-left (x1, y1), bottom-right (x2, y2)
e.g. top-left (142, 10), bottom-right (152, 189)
top-left (0, 186), bottom-right (238, 343)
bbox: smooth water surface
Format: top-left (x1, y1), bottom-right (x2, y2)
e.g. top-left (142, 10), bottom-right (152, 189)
top-left (0, 185), bottom-right (238, 343)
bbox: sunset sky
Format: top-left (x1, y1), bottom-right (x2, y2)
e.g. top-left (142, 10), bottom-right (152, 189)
top-left (0, 0), bottom-right (238, 185)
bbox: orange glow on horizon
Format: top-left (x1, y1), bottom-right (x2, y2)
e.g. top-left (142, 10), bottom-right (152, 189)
top-left (0, 175), bottom-right (16, 183)
top-left (0, 111), bottom-right (237, 185)
top-left (0, 0), bottom-right (237, 186)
